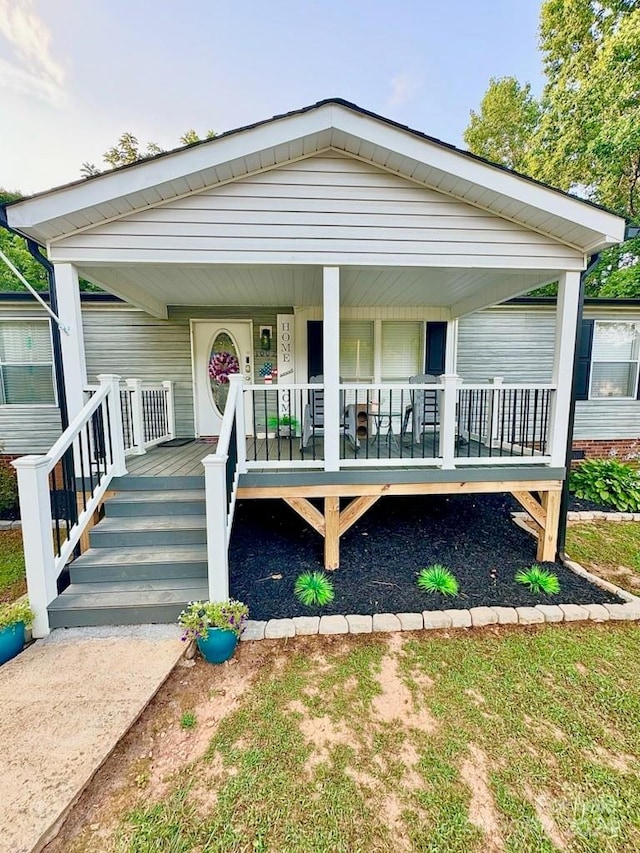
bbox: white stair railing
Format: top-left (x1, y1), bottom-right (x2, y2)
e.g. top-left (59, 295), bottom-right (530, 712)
top-left (202, 374), bottom-right (247, 601)
top-left (13, 374), bottom-right (127, 637)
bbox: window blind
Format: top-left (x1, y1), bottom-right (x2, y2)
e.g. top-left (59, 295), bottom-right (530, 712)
top-left (381, 321), bottom-right (423, 381)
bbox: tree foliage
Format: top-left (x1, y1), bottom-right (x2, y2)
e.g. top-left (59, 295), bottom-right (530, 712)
top-left (81, 128), bottom-right (217, 177)
top-left (465, 1), bottom-right (640, 297)
top-left (0, 189), bottom-right (48, 292)
top-left (464, 77), bottom-right (540, 173)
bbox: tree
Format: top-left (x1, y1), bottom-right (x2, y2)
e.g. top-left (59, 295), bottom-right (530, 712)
top-left (0, 189), bottom-right (48, 292)
top-left (81, 128), bottom-right (218, 177)
top-left (464, 77), bottom-right (541, 173)
top-left (465, 0), bottom-right (640, 297)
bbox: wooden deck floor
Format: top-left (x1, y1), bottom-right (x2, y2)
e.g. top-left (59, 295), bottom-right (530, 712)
top-left (123, 435), bottom-right (533, 478)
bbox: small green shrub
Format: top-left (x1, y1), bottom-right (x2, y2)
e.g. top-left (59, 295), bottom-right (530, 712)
top-left (570, 458), bottom-right (640, 512)
top-left (294, 571), bottom-right (335, 607)
top-left (515, 565), bottom-right (560, 595)
top-left (0, 460), bottom-right (18, 515)
top-left (417, 564), bottom-right (459, 596)
top-left (180, 711), bottom-right (197, 730)
top-left (0, 599), bottom-right (34, 630)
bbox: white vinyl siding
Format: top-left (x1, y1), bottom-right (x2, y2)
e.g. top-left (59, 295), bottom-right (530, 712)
top-left (50, 152), bottom-right (583, 269)
top-left (340, 321), bottom-right (374, 382)
top-left (381, 321), bottom-right (423, 381)
top-left (589, 321), bottom-right (640, 399)
top-left (0, 320), bottom-right (56, 405)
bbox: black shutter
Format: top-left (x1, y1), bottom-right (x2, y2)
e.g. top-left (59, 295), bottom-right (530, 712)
top-left (425, 322), bottom-right (447, 375)
top-left (307, 321), bottom-right (323, 378)
top-left (575, 319), bottom-right (594, 401)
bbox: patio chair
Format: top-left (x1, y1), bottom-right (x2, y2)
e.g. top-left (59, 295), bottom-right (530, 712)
top-left (401, 373), bottom-right (440, 445)
top-left (301, 375), bottom-right (358, 456)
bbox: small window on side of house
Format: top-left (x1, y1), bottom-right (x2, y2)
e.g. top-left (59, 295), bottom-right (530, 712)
top-left (0, 320), bottom-right (56, 405)
top-left (589, 321), bottom-right (640, 399)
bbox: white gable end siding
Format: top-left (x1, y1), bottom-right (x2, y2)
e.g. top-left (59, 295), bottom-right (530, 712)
top-left (50, 153), bottom-right (583, 270)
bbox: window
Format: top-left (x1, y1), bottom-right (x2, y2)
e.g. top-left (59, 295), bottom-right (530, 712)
top-left (340, 321), bottom-right (374, 381)
top-left (0, 320), bottom-right (56, 405)
top-left (381, 321), bottom-right (423, 381)
top-left (590, 321), bottom-right (640, 399)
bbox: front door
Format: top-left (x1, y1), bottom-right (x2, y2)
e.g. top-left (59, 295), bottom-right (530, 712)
top-left (192, 320), bottom-right (254, 436)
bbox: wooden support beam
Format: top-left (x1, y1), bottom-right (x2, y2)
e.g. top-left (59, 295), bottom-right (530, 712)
top-left (537, 490), bottom-right (561, 562)
top-left (511, 490), bottom-right (546, 530)
top-left (324, 496), bottom-right (340, 570)
top-left (283, 497), bottom-right (326, 537)
top-left (238, 479), bottom-right (563, 500)
top-left (339, 495), bottom-right (381, 537)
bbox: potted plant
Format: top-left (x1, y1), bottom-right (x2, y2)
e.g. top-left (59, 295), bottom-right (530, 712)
top-left (267, 414), bottom-right (299, 437)
top-left (0, 600), bottom-right (34, 666)
top-left (178, 599), bottom-right (248, 664)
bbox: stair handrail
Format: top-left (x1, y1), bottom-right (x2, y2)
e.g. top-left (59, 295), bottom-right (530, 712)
top-left (202, 374), bottom-right (246, 601)
top-left (12, 374), bottom-right (127, 638)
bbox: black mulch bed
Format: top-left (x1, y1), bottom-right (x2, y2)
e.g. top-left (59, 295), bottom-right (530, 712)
top-left (229, 493), bottom-right (622, 621)
top-left (568, 494), bottom-right (620, 514)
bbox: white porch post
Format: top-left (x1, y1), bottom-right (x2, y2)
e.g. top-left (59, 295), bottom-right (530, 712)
top-left (440, 374), bottom-right (460, 469)
top-left (323, 267), bottom-right (340, 472)
top-left (126, 378), bottom-right (145, 454)
top-left (54, 263), bottom-right (88, 419)
top-left (162, 380), bottom-right (176, 439)
top-left (549, 271), bottom-right (581, 467)
top-left (202, 454), bottom-right (230, 601)
top-left (98, 374), bottom-right (128, 477)
top-left (229, 374), bottom-right (247, 473)
top-left (12, 456), bottom-right (55, 638)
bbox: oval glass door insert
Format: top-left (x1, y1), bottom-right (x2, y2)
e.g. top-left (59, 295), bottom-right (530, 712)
top-left (208, 331), bottom-right (240, 416)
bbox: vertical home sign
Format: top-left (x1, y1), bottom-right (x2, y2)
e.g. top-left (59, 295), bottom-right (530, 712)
top-left (276, 314), bottom-right (296, 428)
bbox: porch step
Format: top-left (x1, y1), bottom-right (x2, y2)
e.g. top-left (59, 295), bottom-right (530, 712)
top-left (104, 490), bottom-right (206, 517)
top-left (69, 545), bottom-right (208, 583)
top-left (47, 578), bottom-right (208, 629)
top-left (111, 475), bottom-right (204, 491)
top-left (48, 479), bottom-right (211, 629)
top-left (89, 515), bottom-right (207, 548)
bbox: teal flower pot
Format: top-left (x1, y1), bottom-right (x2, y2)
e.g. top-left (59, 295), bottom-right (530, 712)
top-left (0, 621), bottom-right (25, 666)
top-left (196, 628), bottom-right (239, 664)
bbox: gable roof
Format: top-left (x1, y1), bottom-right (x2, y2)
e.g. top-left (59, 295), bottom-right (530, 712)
top-left (5, 98), bottom-right (626, 252)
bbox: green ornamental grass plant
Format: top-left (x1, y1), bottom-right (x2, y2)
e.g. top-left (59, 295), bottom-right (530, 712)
top-left (294, 571), bottom-right (335, 607)
top-left (417, 564), bottom-right (459, 596)
top-left (515, 565), bottom-right (561, 595)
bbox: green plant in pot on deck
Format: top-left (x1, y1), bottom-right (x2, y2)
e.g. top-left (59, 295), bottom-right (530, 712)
top-left (267, 414), bottom-right (299, 436)
top-left (0, 600), bottom-right (34, 666)
top-left (178, 599), bottom-right (248, 664)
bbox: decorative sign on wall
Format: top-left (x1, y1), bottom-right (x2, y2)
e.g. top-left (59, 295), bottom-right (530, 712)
top-left (276, 315), bottom-right (295, 383)
top-left (277, 314), bottom-right (295, 422)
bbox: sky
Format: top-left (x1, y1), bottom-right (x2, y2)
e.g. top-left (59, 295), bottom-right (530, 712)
top-left (0, 0), bottom-right (545, 195)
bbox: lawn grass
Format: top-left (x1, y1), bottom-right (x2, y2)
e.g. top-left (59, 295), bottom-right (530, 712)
top-left (103, 624), bottom-right (640, 853)
top-left (0, 529), bottom-right (25, 603)
top-left (566, 522), bottom-right (640, 594)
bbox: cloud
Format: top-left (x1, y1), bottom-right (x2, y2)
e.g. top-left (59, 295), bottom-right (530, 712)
top-left (0, 0), bottom-right (67, 106)
top-left (386, 72), bottom-right (420, 109)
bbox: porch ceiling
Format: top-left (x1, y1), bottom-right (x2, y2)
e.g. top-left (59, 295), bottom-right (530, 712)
top-left (80, 263), bottom-right (561, 318)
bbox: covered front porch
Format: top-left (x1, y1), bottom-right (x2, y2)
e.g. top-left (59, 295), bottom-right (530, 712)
top-left (6, 99), bottom-right (626, 634)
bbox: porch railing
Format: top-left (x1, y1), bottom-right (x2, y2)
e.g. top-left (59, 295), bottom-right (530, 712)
top-left (202, 374), bottom-right (246, 601)
top-left (241, 377), bottom-right (555, 469)
top-left (13, 374), bottom-right (127, 637)
top-left (122, 379), bottom-right (175, 455)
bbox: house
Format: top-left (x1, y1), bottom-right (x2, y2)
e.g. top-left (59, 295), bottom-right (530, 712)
top-left (2, 99), bottom-right (627, 637)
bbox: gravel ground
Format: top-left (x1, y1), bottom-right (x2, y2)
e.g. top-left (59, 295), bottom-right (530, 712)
top-left (229, 494), bottom-right (621, 621)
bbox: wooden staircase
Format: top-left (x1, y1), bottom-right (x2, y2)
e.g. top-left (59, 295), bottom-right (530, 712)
top-left (47, 476), bottom-right (209, 628)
